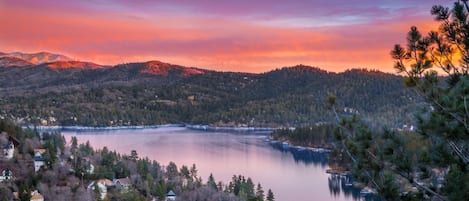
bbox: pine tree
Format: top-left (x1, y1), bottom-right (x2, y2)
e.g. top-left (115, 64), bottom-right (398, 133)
top-left (266, 189), bottom-right (274, 201)
top-left (207, 173), bottom-right (217, 190)
top-left (255, 183), bottom-right (265, 201)
top-left (130, 149), bottom-right (138, 161)
top-left (391, 1), bottom-right (469, 200)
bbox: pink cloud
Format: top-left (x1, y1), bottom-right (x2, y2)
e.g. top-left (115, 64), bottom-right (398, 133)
top-left (0, 0), bottom-right (451, 73)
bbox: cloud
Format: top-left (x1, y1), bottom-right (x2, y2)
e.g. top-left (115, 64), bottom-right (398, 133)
top-left (0, 0), bottom-right (452, 73)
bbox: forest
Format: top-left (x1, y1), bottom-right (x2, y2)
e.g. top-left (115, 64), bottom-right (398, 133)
top-left (0, 65), bottom-right (417, 128)
top-left (326, 1), bottom-right (469, 200)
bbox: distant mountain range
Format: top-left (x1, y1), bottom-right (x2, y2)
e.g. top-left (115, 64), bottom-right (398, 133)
top-left (0, 51), bottom-right (71, 66)
top-left (0, 51), bottom-right (419, 127)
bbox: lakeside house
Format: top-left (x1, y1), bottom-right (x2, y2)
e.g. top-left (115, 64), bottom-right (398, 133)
top-left (82, 157), bottom-right (95, 174)
top-left (87, 179), bottom-right (114, 200)
top-left (3, 136), bottom-right (20, 159)
top-left (33, 149), bottom-right (46, 172)
top-left (0, 169), bottom-right (13, 182)
top-left (113, 177), bottom-right (132, 190)
top-left (166, 190), bottom-right (176, 201)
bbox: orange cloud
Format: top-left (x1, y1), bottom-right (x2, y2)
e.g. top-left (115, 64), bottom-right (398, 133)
top-left (0, 1), bottom-right (446, 73)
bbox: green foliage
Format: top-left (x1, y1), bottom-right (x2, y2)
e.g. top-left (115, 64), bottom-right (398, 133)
top-left (380, 173), bottom-right (400, 200)
top-left (226, 175), bottom-right (260, 200)
top-left (0, 67), bottom-right (416, 127)
top-left (329, 110), bottom-right (438, 200)
top-left (18, 183), bottom-right (31, 201)
top-left (130, 149), bottom-right (138, 161)
top-left (207, 173), bottom-right (217, 190)
top-left (166, 162), bottom-right (178, 180)
top-left (254, 183), bottom-right (265, 201)
top-left (390, 1), bottom-right (469, 200)
top-left (0, 187), bottom-right (12, 201)
top-left (442, 164), bottom-right (469, 201)
top-left (114, 189), bottom-right (145, 201)
top-left (266, 189), bottom-right (274, 201)
top-left (271, 125), bottom-right (334, 148)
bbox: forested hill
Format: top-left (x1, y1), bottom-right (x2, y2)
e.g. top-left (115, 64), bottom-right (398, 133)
top-left (0, 60), bottom-right (418, 127)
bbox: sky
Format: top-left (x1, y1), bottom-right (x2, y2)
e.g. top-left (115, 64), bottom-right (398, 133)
top-left (0, 0), bottom-right (454, 73)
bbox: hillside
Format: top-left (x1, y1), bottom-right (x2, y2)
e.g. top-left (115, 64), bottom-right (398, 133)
top-left (0, 53), bottom-right (418, 127)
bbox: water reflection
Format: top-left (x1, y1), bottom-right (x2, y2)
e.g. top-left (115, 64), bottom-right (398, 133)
top-left (268, 142), bottom-right (329, 167)
top-left (269, 142), bottom-right (381, 201)
top-left (63, 128), bottom-right (382, 201)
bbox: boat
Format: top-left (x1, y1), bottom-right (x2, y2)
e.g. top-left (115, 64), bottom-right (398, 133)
top-left (294, 146), bottom-right (306, 151)
top-left (281, 142), bottom-right (289, 148)
top-left (360, 187), bottom-right (375, 196)
top-left (343, 176), bottom-right (353, 186)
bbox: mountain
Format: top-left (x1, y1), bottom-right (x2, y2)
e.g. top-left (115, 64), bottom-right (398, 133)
top-left (0, 52), bottom-right (417, 127)
top-left (0, 56), bottom-right (34, 67)
top-left (140, 60), bottom-right (204, 76)
top-left (46, 61), bottom-right (107, 69)
top-left (0, 59), bottom-right (210, 98)
top-left (0, 51), bottom-right (72, 64)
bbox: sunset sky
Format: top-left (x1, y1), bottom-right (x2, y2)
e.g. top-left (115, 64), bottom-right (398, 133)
top-left (0, 0), bottom-right (453, 73)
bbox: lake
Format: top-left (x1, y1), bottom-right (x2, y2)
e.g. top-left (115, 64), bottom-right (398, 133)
top-left (63, 127), bottom-right (375, 201)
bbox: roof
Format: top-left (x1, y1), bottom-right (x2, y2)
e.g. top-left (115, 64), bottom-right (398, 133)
top-left (3, 141), bottom-right (13, 149)
top-left (167, 190), bottom-right (176, 196)
top-left (34, 149), bottom-right (46, 155)
top-left (98, 178), bottom-right (114, 186)
top-left (86, 181), bottom-right (96, 190)
top-left (113, 177), bottom-right (131, 185)
top-left (31, 191), bottom-right (44, 201)
top-left (7, 136), bottom-right (20, 146)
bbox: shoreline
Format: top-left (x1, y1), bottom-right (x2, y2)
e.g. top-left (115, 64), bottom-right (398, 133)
top-left (267, 138), bottom-right (332, 153)
top-left (26, 124), bottom-right (277, 133)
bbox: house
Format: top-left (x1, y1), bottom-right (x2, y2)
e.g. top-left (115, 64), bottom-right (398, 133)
top-left (87, 178), bottom-right (115, 200)
top-left (113, 177), bottom-right (132, 190)
top-left (88, 180), bottom-right (106, 200)
top-left (82, 157), bottom-right (95, 174)
top-left (432, 167), bottom-right (450, 189)
top-left (166, 190), bottom-right (176, 201)
top-left (0, 169), bottom-right (13, 182)
top-left (33, 151), bottom-right (46, 172)
top-left (3, 136), bottom-right (20, 159)
top-left (86, 163), bottom-right (95, 174)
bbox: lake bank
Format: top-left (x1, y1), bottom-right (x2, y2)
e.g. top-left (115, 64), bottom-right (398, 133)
top-left (30, 124), bottom-right (277, 133)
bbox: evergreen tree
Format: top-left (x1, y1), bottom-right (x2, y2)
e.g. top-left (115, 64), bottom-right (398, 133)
top-left (391, 1), bottom-right (469, 200)
top-left (18, 184), bottom-right (31, 201)
top-left (442, 164), bottom-right (469, 201)
top-left (166, 162), bottom-right (178, 180)
top-left (255, 183), bottom-right (265, 201)
top-left (207, 173), bottom-right (217, 190)
top-left (266, 189), bottom-right (274, 201)
top-left (130, 149), bottom-right (138, 161)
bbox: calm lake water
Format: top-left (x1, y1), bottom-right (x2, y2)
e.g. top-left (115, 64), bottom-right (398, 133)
top-left (63, 127), bottom-right (375, 201)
